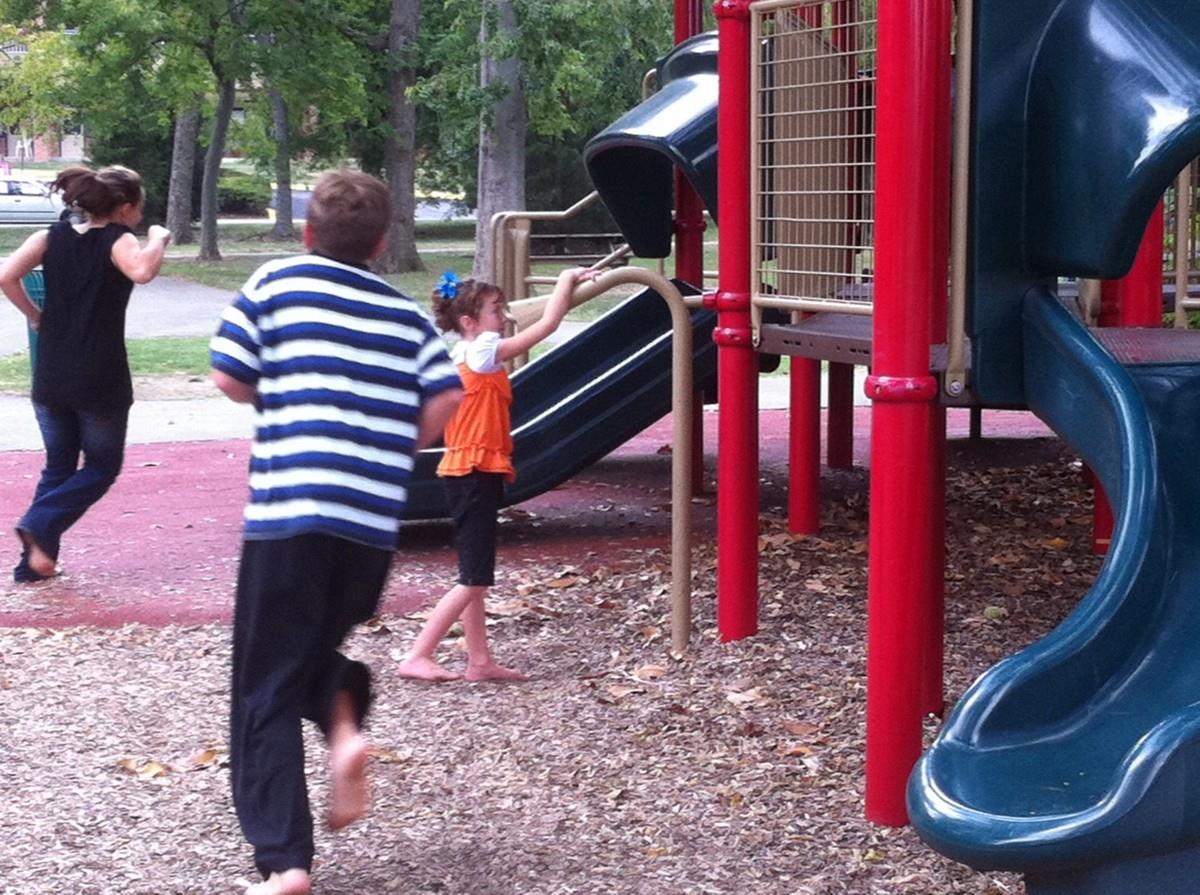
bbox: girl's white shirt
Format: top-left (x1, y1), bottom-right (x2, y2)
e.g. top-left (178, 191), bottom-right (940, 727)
top-left (451, 330), bottom-right (503, 374)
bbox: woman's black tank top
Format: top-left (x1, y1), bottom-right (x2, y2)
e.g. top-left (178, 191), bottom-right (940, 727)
top-left (34, 220), bottom-right (135, 412)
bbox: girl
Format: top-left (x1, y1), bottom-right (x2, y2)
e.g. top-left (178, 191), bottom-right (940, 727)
top-left (0, 165), bottom-right (172, 581)
top-left (398, 266), bottom-right (597, 681)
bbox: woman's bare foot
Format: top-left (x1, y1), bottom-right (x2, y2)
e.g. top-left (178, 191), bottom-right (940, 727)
top-left (397, 655), bottom-right (461, 682)
top-left (464, 661), bottom-right (527, 682)
top-left (17, 530), bottom-right (55, 578)
top-left (245, 869), bottom-right (311, 895)
top-left (326, 731), bottom-right (370, 831)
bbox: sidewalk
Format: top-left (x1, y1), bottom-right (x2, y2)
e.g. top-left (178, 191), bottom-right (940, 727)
top-left (0, 275), bottom-right (234, 358)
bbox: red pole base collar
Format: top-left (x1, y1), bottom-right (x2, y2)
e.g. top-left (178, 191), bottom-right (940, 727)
top-left (713, 326), bottom-right (753, 347)
top-left (864, 374), bottom-right (939, 403)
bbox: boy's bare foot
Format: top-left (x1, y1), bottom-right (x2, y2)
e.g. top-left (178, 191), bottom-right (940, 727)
top-left (245, 869), bottom-right (311, 895)
top-left (397, 656), bottom-right (461, 681)
top-left (326, 732), bottom-right (370, 831)
top-left (464, 661), bottom-right (527, 682)
top-left (17, 530), bottom-right (55, 578)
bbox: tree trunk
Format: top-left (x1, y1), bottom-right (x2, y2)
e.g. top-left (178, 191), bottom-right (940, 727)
top-left (269, 89), bottom-right (296, 240)
top-left (166, 109), bottom-right (200, 245)
top-left (472, 0), bottom-right (527, 282)
top-left (198, 78), bottom-right (236, 261)
top-left (378, 0), bottom-right (423, 274)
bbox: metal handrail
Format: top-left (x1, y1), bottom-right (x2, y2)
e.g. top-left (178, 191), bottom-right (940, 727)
top-left (569, 266), bottom-right (699, 655)
top-left (1176, 165), bottom-right (1193, 328)
top-left (945, 0), bottom-right (974, 398)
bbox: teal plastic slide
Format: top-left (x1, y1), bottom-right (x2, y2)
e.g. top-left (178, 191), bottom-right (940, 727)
top-left (909, 291), bottom-right (1200, 892)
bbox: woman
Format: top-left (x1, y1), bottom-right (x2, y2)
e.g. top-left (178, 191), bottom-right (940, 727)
top-left (0, 165), bottom-right (172, 582)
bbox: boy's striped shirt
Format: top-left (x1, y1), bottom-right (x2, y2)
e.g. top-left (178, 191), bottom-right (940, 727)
top-left (210, 254), bottom-right (460, 550)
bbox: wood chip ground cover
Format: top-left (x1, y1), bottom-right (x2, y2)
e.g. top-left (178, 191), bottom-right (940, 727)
top-left (0, 438), bottom-right (1097, 894)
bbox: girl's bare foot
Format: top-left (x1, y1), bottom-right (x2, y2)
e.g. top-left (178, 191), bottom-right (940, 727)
top-left (397, 655), bottom-right (461, 681)
top-left (326, 732), bottom-right (370, 831)
top-left (245, 869), bottom-right (311, 895)
top-left (17, 530), bottom-right (55, 578)
top-left (464, 661), bottom-right (527, 682)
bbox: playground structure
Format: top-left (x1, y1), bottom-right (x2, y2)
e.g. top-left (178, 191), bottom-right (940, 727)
top-left (471, 1), bottom-right (1200, 892)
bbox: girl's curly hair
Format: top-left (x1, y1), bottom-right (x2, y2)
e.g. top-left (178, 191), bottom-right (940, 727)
top-left (431, 278), bottom-right (506, 335)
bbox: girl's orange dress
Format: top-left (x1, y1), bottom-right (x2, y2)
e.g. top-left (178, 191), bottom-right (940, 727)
top-left (436, 333), bottom-right (517, 481)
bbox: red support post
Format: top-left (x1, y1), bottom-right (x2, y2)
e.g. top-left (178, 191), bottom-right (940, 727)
top-left (826, 363), bottom-right (855, 469)
top-left (714, 0), bottom-right (758, 642)
top-left (864, 0), bottom-right (951, 825)
top-left (675, 0), bottom-right (709, 496)
top-left (1092, 202), bottom-right (1166, 553)
top-left (826, 1), bottom-right (858, 474)
top-left (789, 356), bottom-right (822, 534)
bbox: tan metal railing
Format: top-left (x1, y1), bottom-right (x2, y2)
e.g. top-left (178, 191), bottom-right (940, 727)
top-left (945, 0), bottom-right (974, 396)
top-left (489, 204), bottom-right (703, 654)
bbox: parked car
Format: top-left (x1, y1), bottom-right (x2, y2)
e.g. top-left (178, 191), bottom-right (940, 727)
top-left (0, 180), bottom-right (64, 223)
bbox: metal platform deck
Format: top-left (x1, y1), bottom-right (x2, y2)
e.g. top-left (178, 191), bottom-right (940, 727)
top-left (1091, 327), bottom-right (1200, 365)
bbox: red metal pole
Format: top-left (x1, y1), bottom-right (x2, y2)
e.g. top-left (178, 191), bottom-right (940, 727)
top-left (826, 363), bottom-right (855, 469)
top-left (675, 0), bottom-right (709, 496)
top-left (864, 0), bottom-right (951, 825)
top-left (789, 355), bottom-right (822, 534)
top-left (714, 0), bottom-right (758, 641)
top-left (825, 1), bottom-right (857, 473)
top-left (1091, 202), bottom-right (1165, 553)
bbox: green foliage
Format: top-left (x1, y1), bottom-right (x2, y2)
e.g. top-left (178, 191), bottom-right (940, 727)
top-left (217, 170), bottom-right (272, 216)
top-left (412, 0), bottom-right (674, 209)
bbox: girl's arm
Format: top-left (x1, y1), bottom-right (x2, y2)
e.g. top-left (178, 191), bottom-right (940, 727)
top-left (0, 230), bottom-right (49, 330)
top-left (111, 225), bottom-right (173, 285)
top-left (494, 266), bottom-right (598, 364)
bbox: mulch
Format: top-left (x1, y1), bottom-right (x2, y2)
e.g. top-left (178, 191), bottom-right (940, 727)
top-left (0, 417), bottom-right (1098, 894)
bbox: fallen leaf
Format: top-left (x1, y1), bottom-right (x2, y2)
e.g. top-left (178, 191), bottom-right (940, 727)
top-left (118, 758), bottom-right (171, 780)
top-left (367, 747), bottom-right (413, 765)
top-left (726, 687), bottom-right (769, 707)
top-left (188, 747), bottom-right (229, 769)
top-left (783, 720), bottom-right (819, 737)
top-left (780, 744), bottom-right (814, 757)
top-left (634, 663), bottom-right (669, 680)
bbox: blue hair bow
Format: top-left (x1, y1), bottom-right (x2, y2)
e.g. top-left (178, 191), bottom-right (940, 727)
top-left (436, 271), bottom-right (460, 300)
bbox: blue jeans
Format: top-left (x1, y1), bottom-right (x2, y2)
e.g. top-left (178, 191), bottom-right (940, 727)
top-left (16, 402), bottom-right (128, 571)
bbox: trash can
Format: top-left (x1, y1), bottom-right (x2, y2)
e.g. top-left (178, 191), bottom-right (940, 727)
top-left (22, 268), bottom-right (44, 373)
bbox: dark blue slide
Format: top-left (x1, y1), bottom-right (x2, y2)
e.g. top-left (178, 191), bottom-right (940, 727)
top-left (909, 291), bottom-right (1200, 892)
top-left (583, 31), bottom-right (718, 259)
top-left (402, 282), bottom-right (715, 520)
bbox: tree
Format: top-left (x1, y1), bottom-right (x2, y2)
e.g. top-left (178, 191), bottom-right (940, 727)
top-left (377, 0), bottom-right (423, 273)
top-left (473, 0), bottom-right (525, 279)
top-left (166, 109), bottom-right (202, 243)
top-left (412, 0), bottom-right (674, 275)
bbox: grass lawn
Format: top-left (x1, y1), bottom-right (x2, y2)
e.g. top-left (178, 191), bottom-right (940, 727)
top-left (0, 336), bottom-right (212, 392)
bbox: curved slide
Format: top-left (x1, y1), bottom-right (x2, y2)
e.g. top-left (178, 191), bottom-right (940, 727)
top-left (402, 282), bottom-right (715, 520)
top-left (583, 31), bottom-right (718, 259)
top-left (909, 290), bottom-right (1200, 891)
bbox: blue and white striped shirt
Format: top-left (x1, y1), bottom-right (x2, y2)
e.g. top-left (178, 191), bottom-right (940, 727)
top-left (211, 254), bottom-right (460, 550)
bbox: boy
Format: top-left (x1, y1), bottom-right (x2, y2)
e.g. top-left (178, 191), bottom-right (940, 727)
top-left (210, 170), bottom-right (462, 895)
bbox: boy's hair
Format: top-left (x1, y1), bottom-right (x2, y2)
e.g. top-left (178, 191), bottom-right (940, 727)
top-left (431, 278), bottom-right (505, 335)
top-left (307, 169), bottom-right (391, 262)
top-left (53, 164), bottom-right (144, 218)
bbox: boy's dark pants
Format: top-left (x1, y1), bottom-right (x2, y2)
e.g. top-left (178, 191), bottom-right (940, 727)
top-left (230, 533), bottom-right (392, 878)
